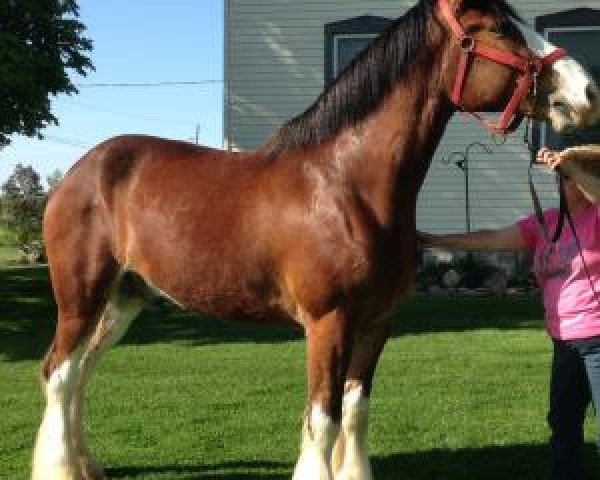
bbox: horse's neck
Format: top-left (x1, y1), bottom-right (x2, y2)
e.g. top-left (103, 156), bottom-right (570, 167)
top-left (334, 78), bottom-right (453, 229)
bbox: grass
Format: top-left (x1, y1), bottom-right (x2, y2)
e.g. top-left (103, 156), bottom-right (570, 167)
top-left (0, 224), bottom-right (17, 246)
top-left (0, 245), bottom-right (19, 266)
top-left (0, 267), bottom-right (599, 479)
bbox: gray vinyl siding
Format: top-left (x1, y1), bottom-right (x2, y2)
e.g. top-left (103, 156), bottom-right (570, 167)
top-left (224, 0), bottom-right (600, 232)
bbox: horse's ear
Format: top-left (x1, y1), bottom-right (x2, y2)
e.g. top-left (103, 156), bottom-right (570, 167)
top-left (447, 0), bottom-right (467, 13)
top-left (438, 0), bottom-right (469, 25)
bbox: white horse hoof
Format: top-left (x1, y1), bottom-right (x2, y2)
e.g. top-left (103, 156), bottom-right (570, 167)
top-left (334, 466), bottom-right (374, 480)
top-left (79, 457), bottom-right (106, 480)
top-left (31, 465), bottom-right (80, 480)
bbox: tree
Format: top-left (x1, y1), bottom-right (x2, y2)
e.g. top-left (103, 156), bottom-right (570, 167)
top-left (46, 168), bottom-right (64, 190)
top-left (3, 163), bottom-right (44, 197)
top-left (0, 0), bottom-right (93, 146)
top-left (1, 163), bottom-right (45, 252)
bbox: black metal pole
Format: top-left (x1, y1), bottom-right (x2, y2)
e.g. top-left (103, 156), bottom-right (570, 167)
top-left (465, 154), bottom-right (470, 233)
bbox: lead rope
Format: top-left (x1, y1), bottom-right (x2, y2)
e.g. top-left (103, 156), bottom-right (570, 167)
top-left (563, 198), bottom-right (600, 307)
top-left (524, 118), bottom-right (600, 307)
top-left (525, 119), bottom-right (564, 243)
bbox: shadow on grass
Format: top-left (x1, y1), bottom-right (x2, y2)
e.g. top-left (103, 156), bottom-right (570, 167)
top-left (0, 266), bottom-right (544, 363)
top-left (0, 266), bottom-right (56, 362)
top-left (107, 460), bottom-right (289, 479)
top-left (372, 443), bottom-right (599, 480)
top-left (0, 267), bottom-right (302, 363)
top-left (103, 443), bottom-right (599, 479)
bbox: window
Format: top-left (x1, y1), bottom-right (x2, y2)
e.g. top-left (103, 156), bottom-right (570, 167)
top-left (534, 9), bottom-right (600, 150)
top-left (324, 16), bottom-right (392, 85)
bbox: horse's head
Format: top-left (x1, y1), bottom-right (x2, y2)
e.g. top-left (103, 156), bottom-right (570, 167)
top-left (438, 0), bottom-right (600, 134)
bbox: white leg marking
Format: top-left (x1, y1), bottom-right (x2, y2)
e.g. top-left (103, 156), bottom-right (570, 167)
top-left (71, 295), bottom-right (142, 480)
top-left (32, 351), bottom-right (83, 480)
top-left (292, 405), bottom-right (339, 480)
top-left (332, 382), bottom-right (373, 480)
top-left (70, 387), bottom-right (105, 480)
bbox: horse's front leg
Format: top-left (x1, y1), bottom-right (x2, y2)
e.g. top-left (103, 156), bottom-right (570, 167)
top-left (292, 308), bottom-right (353, 480)
top-left (332, 319), bottom-right (391, 480)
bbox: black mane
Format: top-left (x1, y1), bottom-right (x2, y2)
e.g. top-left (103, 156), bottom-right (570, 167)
top-left (264, 0), bottom-right (522, 157)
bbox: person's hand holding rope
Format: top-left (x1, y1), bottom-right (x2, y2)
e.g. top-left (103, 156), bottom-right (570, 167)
top-left (537, 147), bottom-right (564, 171)
top-left (538, 145), bottom-right (600, 202)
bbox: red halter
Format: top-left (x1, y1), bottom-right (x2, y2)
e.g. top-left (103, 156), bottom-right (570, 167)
top-left (438, 0), bottom-right (567, 135)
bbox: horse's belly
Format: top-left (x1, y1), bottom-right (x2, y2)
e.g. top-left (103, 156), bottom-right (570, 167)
top-left (131, 252), bottom-right (294, 325)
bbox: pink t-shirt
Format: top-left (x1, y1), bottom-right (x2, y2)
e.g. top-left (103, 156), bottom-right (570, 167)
top-left (518, 205), bottom-right (600, 340)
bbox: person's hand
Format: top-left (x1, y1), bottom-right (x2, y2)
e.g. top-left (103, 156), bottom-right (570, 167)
top-left (536, 147), bottom-right (563, 170)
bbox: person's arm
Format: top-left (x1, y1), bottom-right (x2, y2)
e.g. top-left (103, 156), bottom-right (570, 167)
top-left (538, 146), bottom-right (600, 203)
top-left (418, 225), bottom-right (526, 251)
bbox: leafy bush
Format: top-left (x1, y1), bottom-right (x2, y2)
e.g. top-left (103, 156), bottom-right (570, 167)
top-left (416, 260), bottom-right (450, 290)
top-left (1, 164), bottom-right (46, 260)
top-left (0, 225), bottom-right (18, 246)
top-left (417, 252), bottom-right (532, 291)
top-left (454, 254), bottom-right (503, 289)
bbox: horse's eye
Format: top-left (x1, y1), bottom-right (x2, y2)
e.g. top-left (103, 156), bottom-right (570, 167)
top-left (465, 25), bottom-right (482, 34)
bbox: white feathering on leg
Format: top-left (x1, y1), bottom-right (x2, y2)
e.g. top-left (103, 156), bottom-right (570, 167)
top-left (32, 353), bottom-right (82, 480)
top-left (292, 405), bottom-right (339, 480)
top-left (333, 382), bottom-right (373, 480)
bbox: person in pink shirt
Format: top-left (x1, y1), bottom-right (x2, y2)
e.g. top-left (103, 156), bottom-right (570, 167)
top-left (419, 146), bottom-right (600, 480)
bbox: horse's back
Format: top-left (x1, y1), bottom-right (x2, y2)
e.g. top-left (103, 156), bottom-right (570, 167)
top-left (44, 134), bottom-right (224, 258)
top-left (43, 133), bottom-right (402, 324)
top-left (46, 134), bottom-right (259, 243)
top-left (44, 135), bottom-right (299, 321)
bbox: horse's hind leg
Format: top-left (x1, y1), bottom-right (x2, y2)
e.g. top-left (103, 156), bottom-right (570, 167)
top-left (32, 300), bottom-right (112, 479)
top-left (32, 210), bottom-right (127, 480)
top-left (33, 333), bottom-right (86, 480)
top-left (331, 320), bottom-right (390, 480)
top-left (33, 265), bottom-right (144, 480)
top-left (71, 273), bottom-right (144, 479)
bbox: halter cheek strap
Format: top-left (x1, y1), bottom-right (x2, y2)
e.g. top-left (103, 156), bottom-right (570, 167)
top-left (438, 0), bottom-right (567, 135)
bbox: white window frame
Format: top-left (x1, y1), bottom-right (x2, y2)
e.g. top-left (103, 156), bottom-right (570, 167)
top-left (324, 16), bottom-right (392, 85)
top-left (332, 33), bottom-right (379, 78)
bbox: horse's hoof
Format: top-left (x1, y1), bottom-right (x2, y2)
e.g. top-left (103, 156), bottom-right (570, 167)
top-left (79, 457), bottom-right (106, 480)
top-left (31, 466), bottom-right (81, 480)
top-left (333, 465), bottom-right (374, 480)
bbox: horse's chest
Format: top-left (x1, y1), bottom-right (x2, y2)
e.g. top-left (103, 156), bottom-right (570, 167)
top-left (358, 245), bottom-right (417, 314)
top-left (281, 219), bottom-right (416, 321)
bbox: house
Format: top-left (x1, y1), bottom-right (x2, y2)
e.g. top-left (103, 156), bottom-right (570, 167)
top-left (223, 1), bottom-right (600, 235)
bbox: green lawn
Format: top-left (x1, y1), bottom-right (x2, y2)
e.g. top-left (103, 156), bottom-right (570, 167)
top-left (0, 224), bottom-right (17, 246)
top-left (0, 245), bottom-right (19, 266)
top-left (0, 267), bottom-right (598, 479)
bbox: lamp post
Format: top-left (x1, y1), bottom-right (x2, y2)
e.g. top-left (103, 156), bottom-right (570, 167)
top-left (443, 141), bottom-right (492, 233)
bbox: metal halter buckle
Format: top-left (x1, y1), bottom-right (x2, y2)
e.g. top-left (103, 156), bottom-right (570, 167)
top-left (460, 36), bottom-right (475, 52)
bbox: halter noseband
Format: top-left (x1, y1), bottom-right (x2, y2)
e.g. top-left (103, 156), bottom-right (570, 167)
top-left (438, 0), bottom-right (567, 135)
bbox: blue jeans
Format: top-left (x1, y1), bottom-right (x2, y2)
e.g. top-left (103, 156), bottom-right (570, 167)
top-left (548, 336), bottom-right (600, 480)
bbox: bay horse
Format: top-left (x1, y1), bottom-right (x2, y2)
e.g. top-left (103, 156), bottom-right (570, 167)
top-left (33, 0), bottom-right (600, 479)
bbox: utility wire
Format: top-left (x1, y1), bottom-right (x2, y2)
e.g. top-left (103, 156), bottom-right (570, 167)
top-left (64, 99), bottom-right (191, 125)
top-left (76, 80), bottom-right (223, 88)
top-left (43, 135), bottom-right (89, 149)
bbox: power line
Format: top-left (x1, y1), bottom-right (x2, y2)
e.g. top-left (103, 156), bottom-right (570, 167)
top-left (65, 99), bottom-right (191, 125)
top-left (75, 80), bottom-right (223, 88)
top-left (43, 135), bottom-right (89, 149)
